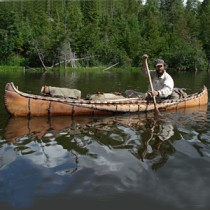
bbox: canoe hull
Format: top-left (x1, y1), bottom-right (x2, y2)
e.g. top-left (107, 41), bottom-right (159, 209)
top-left (4, 83), bottom-right (208, 117)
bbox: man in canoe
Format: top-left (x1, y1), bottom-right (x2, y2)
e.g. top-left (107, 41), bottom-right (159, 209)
top-left (141, 54), bottom-right (174, 100)
top-left (124, 54), bottom-right (175, 100)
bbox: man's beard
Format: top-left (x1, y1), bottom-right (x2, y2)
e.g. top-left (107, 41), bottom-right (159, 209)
top-left (157, 70), bottom-right (164, 77)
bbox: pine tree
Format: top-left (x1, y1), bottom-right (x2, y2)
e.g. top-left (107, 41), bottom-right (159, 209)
top-left (141, 0), bottom-right (167, 58)
top-left (185, 0), bottom-right (201, 37)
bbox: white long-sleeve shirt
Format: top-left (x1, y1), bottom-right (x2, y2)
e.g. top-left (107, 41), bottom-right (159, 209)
top-left (146, 70), bottom-right (174, 98)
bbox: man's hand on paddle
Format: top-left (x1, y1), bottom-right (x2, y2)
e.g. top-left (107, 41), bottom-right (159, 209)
top-left (150, 90), bottom-right (159, 97)
top-left (142, 54), bottom-right (149, 60)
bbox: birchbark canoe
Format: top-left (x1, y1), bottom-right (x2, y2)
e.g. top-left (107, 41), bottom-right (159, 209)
top-left (4, 82), bottom-right (208, 117)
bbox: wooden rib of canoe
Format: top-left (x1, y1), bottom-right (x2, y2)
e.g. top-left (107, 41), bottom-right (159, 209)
top-left (4, 82), bottom-right (208, 117)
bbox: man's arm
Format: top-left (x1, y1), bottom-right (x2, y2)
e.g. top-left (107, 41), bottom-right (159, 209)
top-left (141, 54), bottom-right (159, 97)
top-left (158, 85), bottom-right (173, 98)
top-left (158, 78), bottom-right (174, 98)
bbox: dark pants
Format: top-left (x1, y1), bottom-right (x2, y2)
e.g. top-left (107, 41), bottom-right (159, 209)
top-left (123, 90), bottom-right (169, 101)
top-left (123, 90), bottom-right (146, 99)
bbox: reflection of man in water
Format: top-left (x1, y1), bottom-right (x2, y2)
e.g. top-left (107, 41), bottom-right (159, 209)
top-left (138, 120), bottom-right (175, 170)
top-left (157, 123), bottom-right (174, 141)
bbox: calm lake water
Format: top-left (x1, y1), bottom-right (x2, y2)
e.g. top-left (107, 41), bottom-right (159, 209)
top-left (0, 69), bottom-right (210, 210)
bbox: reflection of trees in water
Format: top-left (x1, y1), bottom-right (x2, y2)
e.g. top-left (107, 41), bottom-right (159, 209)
top-left (3, 115), bottom-right (176, 171)
top-left (98, 117), bottom-right (176, 170)
top-left (3, 108), bottom-right (208, 170)
top-left (65, 115), bottom-right (177, 170)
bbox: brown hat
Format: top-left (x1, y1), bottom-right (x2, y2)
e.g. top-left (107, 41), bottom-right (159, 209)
top-left (154, 59), bottom-right (165, 67)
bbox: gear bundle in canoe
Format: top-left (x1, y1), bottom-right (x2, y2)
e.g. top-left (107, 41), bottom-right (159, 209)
top-left (4, 82), bottom-right (208, 117)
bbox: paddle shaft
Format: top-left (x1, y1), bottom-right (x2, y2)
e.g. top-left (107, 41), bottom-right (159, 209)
top-left (144, 58), bottom-right (159, 114)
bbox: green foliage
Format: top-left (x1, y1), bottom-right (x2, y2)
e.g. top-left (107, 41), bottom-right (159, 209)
top-left (198, 0), bottom-right (210, 59)
top-left (0, 0), bottom-right (208, 70)
top-left (161, 37), bottom-right (207, 71)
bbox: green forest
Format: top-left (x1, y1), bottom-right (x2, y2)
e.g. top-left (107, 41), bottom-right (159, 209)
top-left (0, 0), bottom-right (210, 71)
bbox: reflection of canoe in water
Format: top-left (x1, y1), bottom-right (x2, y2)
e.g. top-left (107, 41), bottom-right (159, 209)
top-left (4, 116), bottom-right (92, 143)
top-left (4, 82), bottom-right (208, 117)
top-left (4, 104), bottom-right (207, 143)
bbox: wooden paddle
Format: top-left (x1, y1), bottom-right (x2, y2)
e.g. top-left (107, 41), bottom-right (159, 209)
top-left (144, 57), bottom-right (160, 115)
